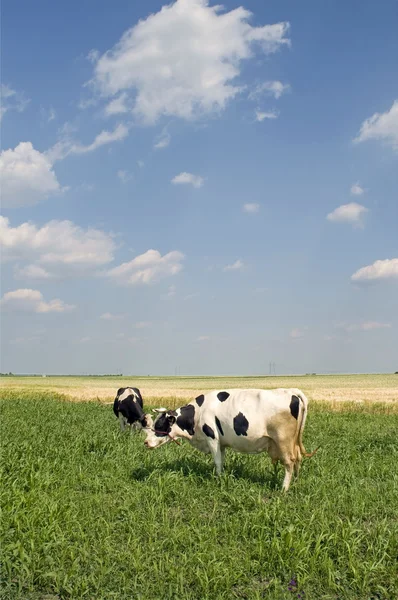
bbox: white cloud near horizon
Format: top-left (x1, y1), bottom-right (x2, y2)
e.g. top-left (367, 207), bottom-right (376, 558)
top-left (341, 321), bottom-right (392, 332)
top-left (171, 172), bottom-right (204, 188)
top-left (0, 288), bottom-right (75, 313)
top-left (351, 258), bottom-right (398, 283)
top-left (327, 202), bottom-right (368, 226)
top-left (354, 99), bottom-right (398, 150)
top-left (90, 0), bottom-right (290, 123)
top-left (107, 248), bottom-right (184, 285)
top-left (100, 312), bottom-right (125, 320)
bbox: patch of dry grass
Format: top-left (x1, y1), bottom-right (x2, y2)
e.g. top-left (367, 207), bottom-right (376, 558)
top-left (1, 373), bottom-right (397, 409)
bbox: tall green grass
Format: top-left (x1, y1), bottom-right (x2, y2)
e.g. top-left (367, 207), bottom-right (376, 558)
top-left (1, 393), bottom-right (397, 599)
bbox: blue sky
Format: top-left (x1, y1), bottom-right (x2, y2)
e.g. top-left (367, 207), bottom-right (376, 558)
top-left (1, 0), bottom-right (397, 375)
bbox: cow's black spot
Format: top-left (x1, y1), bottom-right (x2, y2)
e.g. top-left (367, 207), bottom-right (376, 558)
top-left (202, 423), bottom-right (215, 439)
top-left (195, 394), bottom-right (205, 407)
top-left (215, 416), bottom-right (224, 436)
top-left (176, 404), bottom-right (196, 436)
top-left (233, 412), bottom-right (249, 436)
top-left (217, 391), bottom-right (230, 402)
top-left (113, 397), bottom-right (120, 418)
top-left (290, 395), bottom-right (300, 420)
top-left (154, 410), bottom-right (177, 437)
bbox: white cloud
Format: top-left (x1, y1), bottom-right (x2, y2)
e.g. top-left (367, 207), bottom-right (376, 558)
top-left (1, 84), bottom-right (30, 121)
top-left (0, 216), bottom-right (115, 279)
top-left (91, 0), bottom-right (290, 124)
top-left (327, 202), bottom-right (368, 226)
top-left (351, 258), bottom-right (398, 283)
top-left (290, 328), bottom-right (305, 339)
top-left (0, 142), bottom-right (64, 208)
top-left (117, 169), bottom-right (132, 183)
top-left (166, 284), bottom-right (176, 297)
top-left (337, 321), bottom-right (391, 333)
top-left (100, 312), bottom-right (124, 320)
top-left (80, 337), bottom-right (91, 343)
top-left (350, 182), bottom-right (365, 196)
top-left (134, 321), bottom-right (152, 329)
top-left (0, 288), bottom-right (75, 313)
top-left (107, 248), bottom-right (184, 285)
top-left (249, 80), bottom-right (290, 100)
top-left (87, 49), bottom-right (100, 63)
top-left (224, 259), bottom-right (244, 271)
top-left (197, 335), bottom-right (210, 341)
top-left (354, 99), bottom-right (398, 150)
top-left (154, 130), bottom-right (171, 149)
top-left (171, 172), bottom-right (204, 188)
top-left (255, 109), bottom-right (278, 122)
top-left (47, 123), bottom-right (129, 162)
top-left (104, 92), bottom-right (129, 115)
top-left (243, 202), bottom-right (260, 213)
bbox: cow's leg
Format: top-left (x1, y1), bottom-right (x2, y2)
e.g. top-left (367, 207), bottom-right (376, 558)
top-left (119, 414), bottom-right (126, 431)
top-left (209, 441), bottom-right (224, 475)
top-left (281, 459), bottom-right (294, 492)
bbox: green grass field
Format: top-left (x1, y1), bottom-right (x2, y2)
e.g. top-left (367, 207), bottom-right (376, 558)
top-left (1, 388), bottom-right (397, 599)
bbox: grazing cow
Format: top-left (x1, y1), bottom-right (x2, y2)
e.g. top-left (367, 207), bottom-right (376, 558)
top-left (144, 388), bottom-right (318, 491)
top-left (113, 387), bottom-right (152, 431)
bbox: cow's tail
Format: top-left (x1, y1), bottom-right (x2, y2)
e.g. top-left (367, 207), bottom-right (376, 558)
top-left (296, 392), bottom-right (319, 459)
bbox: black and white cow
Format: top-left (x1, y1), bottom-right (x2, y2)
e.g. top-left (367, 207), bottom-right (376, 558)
top-left (144, 388), bottom-right (318, 491)
top-left (113, 387), bottom-right (151, 431)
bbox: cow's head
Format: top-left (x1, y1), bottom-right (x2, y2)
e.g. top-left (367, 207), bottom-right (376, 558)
top-left (144, 408), bottom-right (178, 448)
top-left (144, 404), bottom-right (196, 448)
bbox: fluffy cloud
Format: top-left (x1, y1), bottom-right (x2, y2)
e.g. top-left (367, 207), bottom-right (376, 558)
top-left (0, 84), bottom-right (30, 121)
top-left (0, 142), bottom-right (64, 208)
top-left (107, 248), bottom-right (184, 285)
top-left (243, 202), bottom-right (259, 213)
top-left (249, 80), bottom-right (290, 100)
top-left (0, 289), bottom-right (75, 313)
top-left (48, 123), bottom-right (129, 162)
top-left (350, 182), bottom-right (365, 196)
top-left (327, 202), bottom-right (368, 226)
top-left (171, 172), bottom-right (204, 188)
top-left (91, 0), bottom-right (290, 123)
top-left (0, 216), bottom-right (115, 279)
top-left (255, 110), bottom-right (278, 122)
top-left (224, 259), bottom-right (244, 271)
top-left (354, 99), bottom-right (398, 150)
top-left (351, 258), bottom-right (398, 283)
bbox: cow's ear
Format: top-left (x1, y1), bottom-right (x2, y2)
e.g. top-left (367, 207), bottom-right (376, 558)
top-left (153, 407), bottom-right (167, 414)
top-left (167, 415), bottom-right (176, 425)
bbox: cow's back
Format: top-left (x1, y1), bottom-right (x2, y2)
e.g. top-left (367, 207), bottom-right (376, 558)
top-left (196, 388), bottom-right (302, 451)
